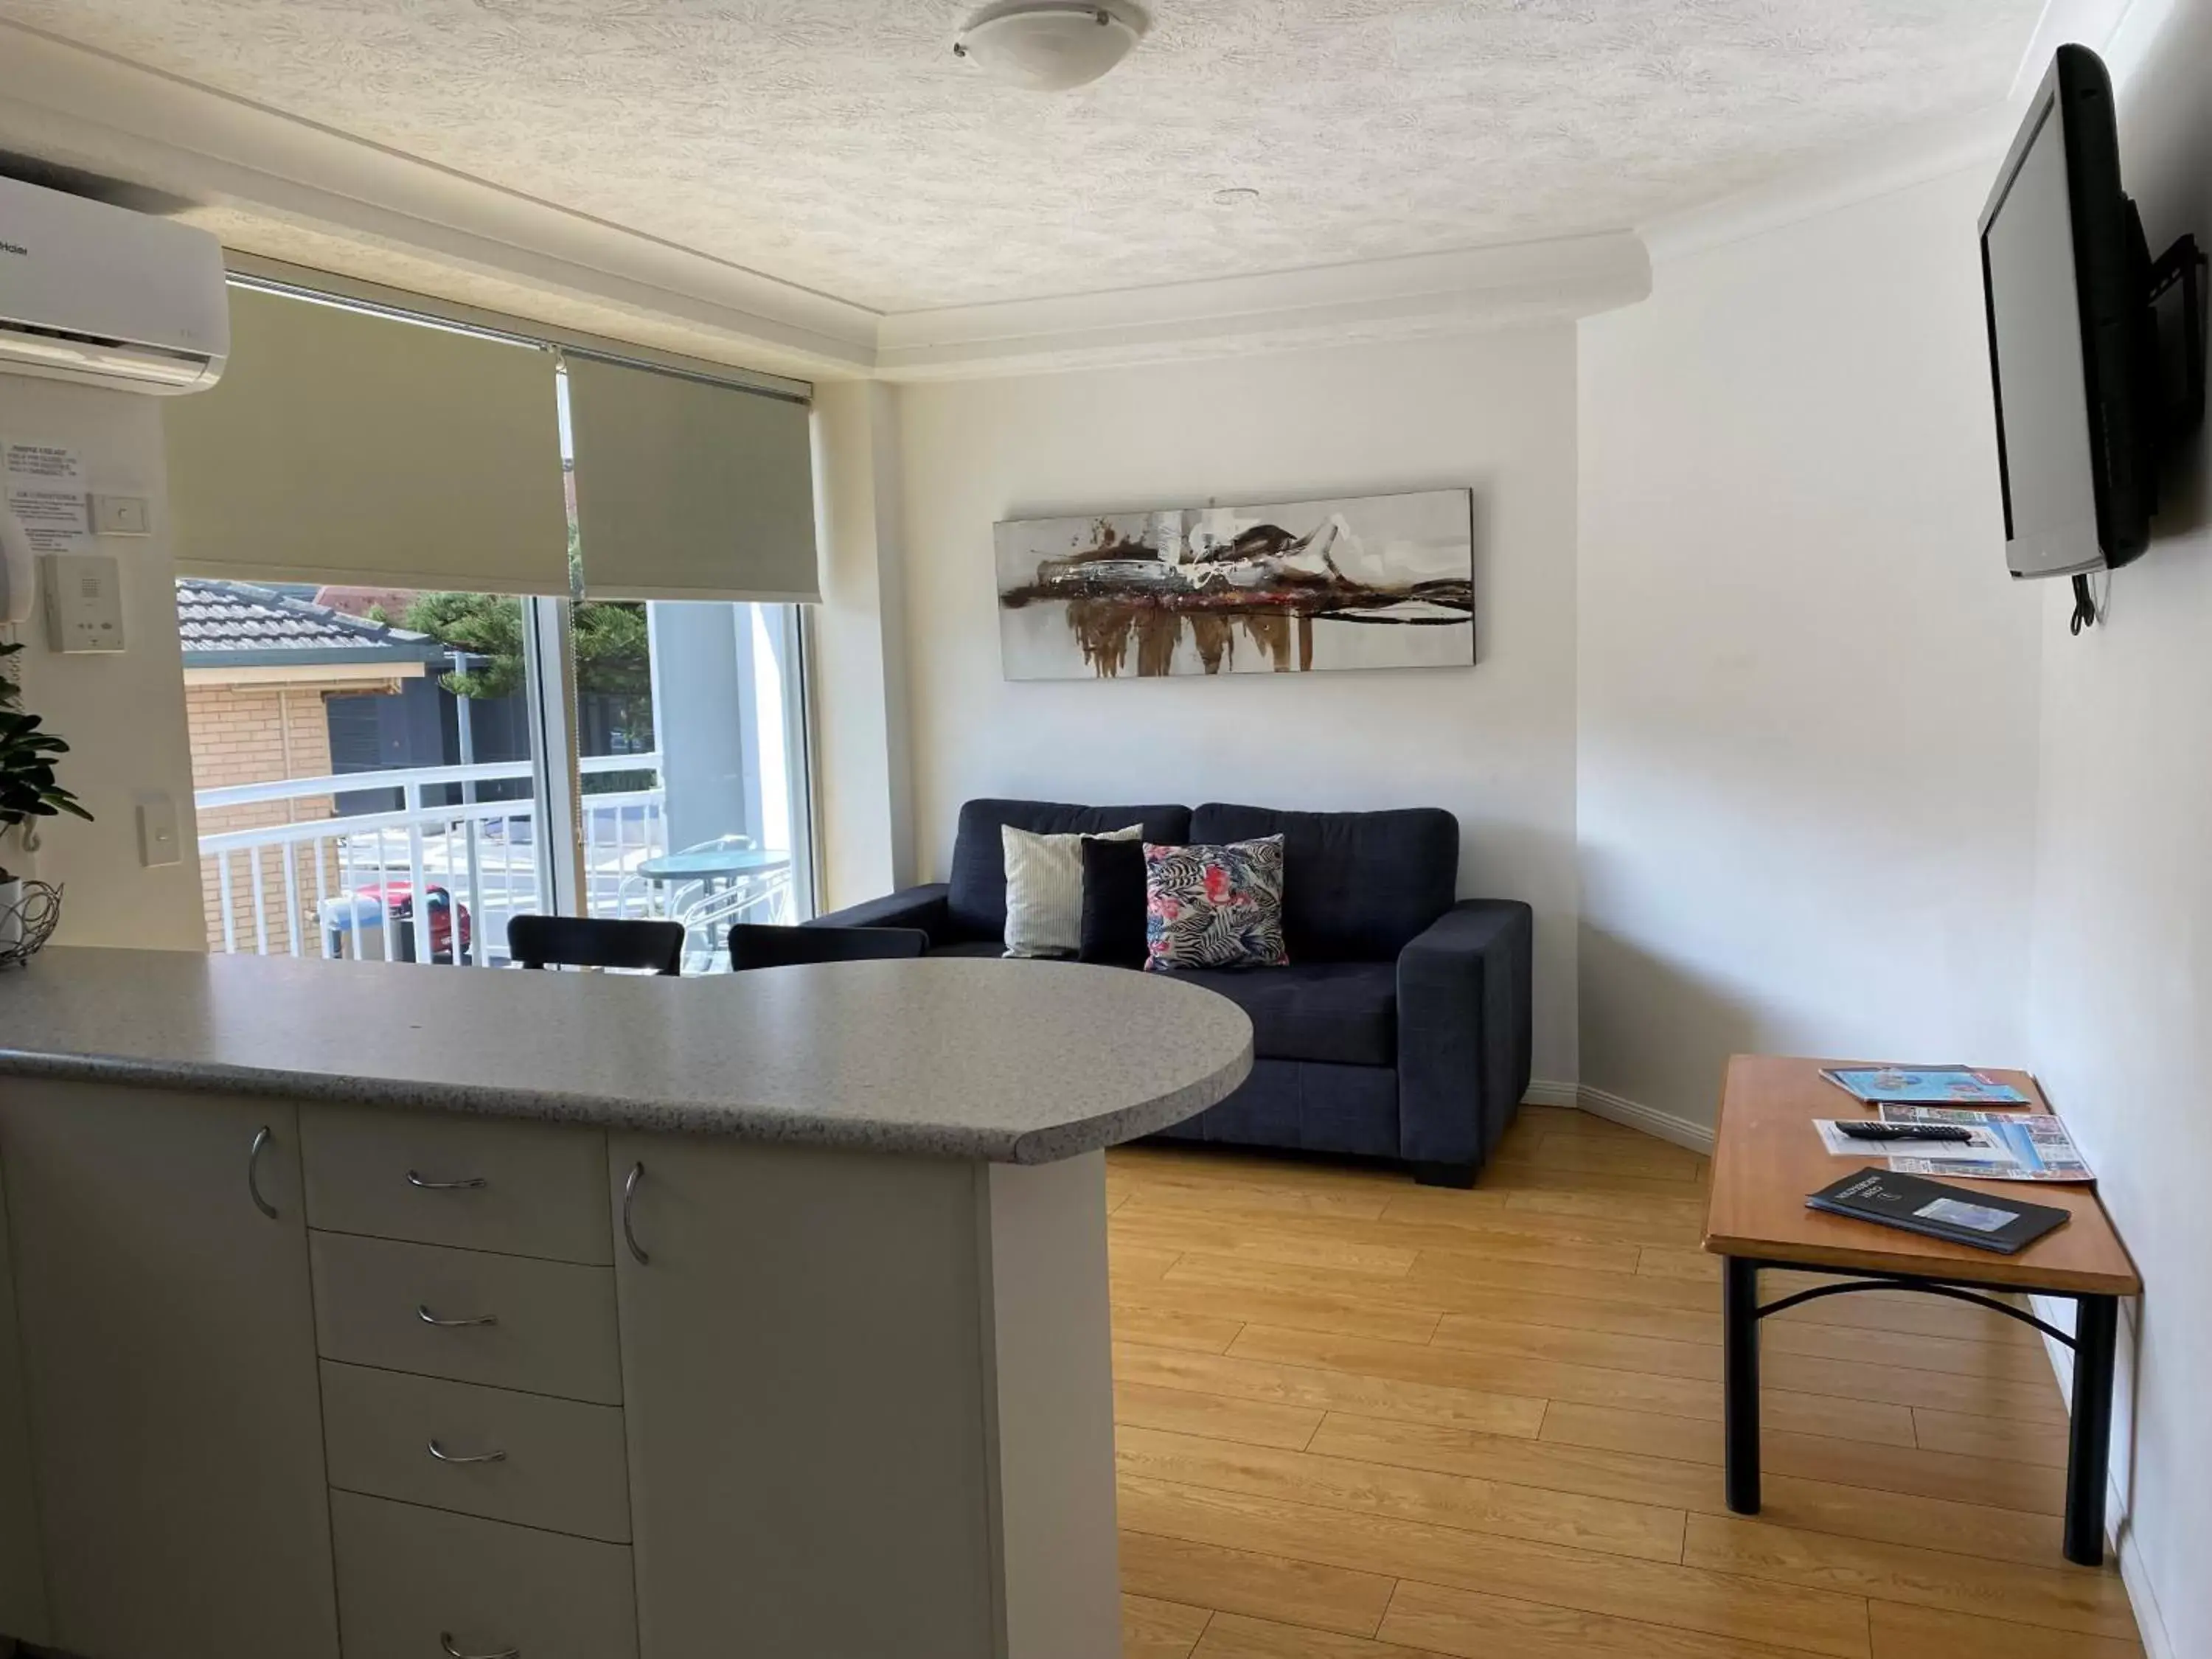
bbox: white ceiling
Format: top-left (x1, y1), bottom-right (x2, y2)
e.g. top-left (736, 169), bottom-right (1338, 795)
top-left (4, 1), bottom-right (2041, 317)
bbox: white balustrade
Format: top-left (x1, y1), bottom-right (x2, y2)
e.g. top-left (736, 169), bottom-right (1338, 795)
top-left (196, 754), bottom-right (669, 967)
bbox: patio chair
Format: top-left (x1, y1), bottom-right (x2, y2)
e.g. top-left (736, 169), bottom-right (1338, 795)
top-left (507, 914), bottom-right (685, 975)
top-left (728, 923), bottom-right (930, 970)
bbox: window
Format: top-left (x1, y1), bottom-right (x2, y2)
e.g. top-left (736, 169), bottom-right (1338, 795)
top-left (181, 582), bottom-right (813, 969)
top-left (174, 283), bottom-right (817, 970)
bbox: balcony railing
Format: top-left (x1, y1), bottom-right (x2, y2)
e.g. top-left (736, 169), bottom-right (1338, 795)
top-left (195, 754), bottom-right (790, 969)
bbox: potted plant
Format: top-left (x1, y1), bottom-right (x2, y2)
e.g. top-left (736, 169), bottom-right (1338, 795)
top-left (0, 640), bottom-right (91, 952)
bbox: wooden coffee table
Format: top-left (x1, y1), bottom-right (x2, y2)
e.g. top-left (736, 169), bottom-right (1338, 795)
top-left (1704, 1054), bottom-right (2140, 1565)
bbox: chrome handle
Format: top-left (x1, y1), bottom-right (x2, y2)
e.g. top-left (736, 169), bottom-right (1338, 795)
top-left (439, 1635), bottom-right (518, 1659)
top-left (621, 1161), bottom-right (650, 1266)
top-left (427, 1439), bottom-right (507, 1466)
top-left (416, 1304), bottom-right (498, 1329)
top-left (247, 1127), bottom-right (279, 1220)
top-left (407, 1170), bottom-right (488, 1192)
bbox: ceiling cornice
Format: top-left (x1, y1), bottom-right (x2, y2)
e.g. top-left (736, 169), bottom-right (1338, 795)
top-left (0, 19), bottom-right (883, 377)
top-left (874, 234), bottom-right (1652, 379)
top-left (1640, 0), bottom-right (2140, 268)
top-left (0, 18), bottom-right (1653, 381)
top-left (1638, 103), bottom-right (2017, 266)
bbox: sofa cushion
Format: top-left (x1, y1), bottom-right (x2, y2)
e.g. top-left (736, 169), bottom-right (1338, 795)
top-left (1190, 804), bottom-right (1458, 961)
top-left (1169, 960), bottom-right (1397, 1068)
top-left (1002, 821), bottom-right (1143, 958)
top-left (1078, 835), bottom-right (1151, 967)
top-left (947, 799), bottom-right (1192, 941)
top-left (1144, 836), bottom-right (1289, 972)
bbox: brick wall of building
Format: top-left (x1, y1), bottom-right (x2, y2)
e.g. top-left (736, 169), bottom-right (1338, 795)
top-left (187, 680), bottom-right (394, 954)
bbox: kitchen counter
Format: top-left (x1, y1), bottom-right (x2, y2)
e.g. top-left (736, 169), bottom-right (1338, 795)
top-left (0, 945), bottom-right (1253, 1162)
top-left (0, 943), bottom-right (1253, 1658)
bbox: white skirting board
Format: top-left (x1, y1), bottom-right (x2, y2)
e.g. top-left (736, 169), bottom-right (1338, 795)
top-left (2026, 1294), bottom-right (2174, 1659)
top-left (1523, 1080), bottom-right (1717, 1154)
top-left (1523, 1081), bottom-right (2168, 1657)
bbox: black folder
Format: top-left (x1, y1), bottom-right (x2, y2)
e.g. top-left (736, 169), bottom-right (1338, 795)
top-left (1806, 1167), bottom-right (2071, 1254)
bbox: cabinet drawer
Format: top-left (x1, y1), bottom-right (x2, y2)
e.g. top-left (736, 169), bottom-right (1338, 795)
top-left (311, 1233), bottom-right (622, 1405)
top-left (331, 1490), bottom-right (636, 1659)
top-left (302, 1106), bottom-right (612, 1264)
top-left (321, 1362), bottom-right (631, 1544)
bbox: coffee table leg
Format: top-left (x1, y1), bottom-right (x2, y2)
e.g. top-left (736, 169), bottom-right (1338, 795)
top-left (2064, 1293), bottom-right (2119, 1566)
top-left (1723, 1256), bottom-right (1761, 1514)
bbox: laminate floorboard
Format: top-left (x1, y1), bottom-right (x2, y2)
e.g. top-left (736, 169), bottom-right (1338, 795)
top-left (1107, 1114), bottom-right (2138, 1658)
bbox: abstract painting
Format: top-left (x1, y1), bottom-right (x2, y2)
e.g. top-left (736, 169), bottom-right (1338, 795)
top-left (995, 489), bottom-right (1474, 680)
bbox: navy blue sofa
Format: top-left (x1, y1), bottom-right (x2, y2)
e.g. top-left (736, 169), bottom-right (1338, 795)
top-left (812, 799), bottom-right (1534, 1186)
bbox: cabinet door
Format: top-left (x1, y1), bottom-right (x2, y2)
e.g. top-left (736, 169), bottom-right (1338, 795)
top-left (0, 1080), bottom-right (340, 1659)
top-left (608, 1136), bottom-right (996, 1659)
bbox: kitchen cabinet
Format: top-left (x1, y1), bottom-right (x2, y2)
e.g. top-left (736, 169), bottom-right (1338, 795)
top-left (0, 1081), bottom-right (339, 1659)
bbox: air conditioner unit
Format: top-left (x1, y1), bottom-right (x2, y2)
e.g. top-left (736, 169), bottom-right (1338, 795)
top-left (0, 175), bottom-right (228, 395)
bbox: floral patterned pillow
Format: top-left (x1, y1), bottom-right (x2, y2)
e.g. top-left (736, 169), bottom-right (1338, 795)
top-left (1144, 835), bottom-right (1288, 971)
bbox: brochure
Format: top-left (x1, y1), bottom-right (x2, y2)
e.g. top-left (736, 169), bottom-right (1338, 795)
top-left (1820, 1065), bottom-right (2032, 1107)
top-left (1812, 1106), bottom-right (2092, 1183)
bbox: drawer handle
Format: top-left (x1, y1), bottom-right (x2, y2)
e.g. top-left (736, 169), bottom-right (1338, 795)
top-left (622, 1161), bottom-right (650, 1266)
top-left (427, 1439), bottom-right (507, 1466)
top-left (416, 1304), bottom-right (499, 1329)
top-left (407, 1169), bottom-right (490, 1192)
top-left (439, 1635), bottom-right (518, 1659)
top-left (248, 1126), bottom-right (279, 1220)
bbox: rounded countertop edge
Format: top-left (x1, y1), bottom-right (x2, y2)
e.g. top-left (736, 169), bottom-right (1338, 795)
top-left (0, 1029), bottom-right (1256, 1164)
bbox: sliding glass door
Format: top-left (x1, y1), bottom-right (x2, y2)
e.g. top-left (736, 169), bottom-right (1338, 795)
top-left (181, 582), bottom-right (814, 969)
top-left (579, 599), bottom-right (811, 972)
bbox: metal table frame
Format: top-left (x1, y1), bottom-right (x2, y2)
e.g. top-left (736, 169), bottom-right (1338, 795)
top-left (1719, 1255), bottom-right (2119, 1566)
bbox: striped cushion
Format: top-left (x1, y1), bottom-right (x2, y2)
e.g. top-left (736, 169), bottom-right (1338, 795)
top-left (1001, 822), bottom-right (1142, 958)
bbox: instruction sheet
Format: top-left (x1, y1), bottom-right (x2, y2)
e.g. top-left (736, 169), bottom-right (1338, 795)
top-left (1814, 1106), bottom-right (2093, 1183)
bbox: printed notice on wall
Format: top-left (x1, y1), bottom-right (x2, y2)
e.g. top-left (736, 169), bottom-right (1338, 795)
top-left (1, 439), bottom-right (91, 553)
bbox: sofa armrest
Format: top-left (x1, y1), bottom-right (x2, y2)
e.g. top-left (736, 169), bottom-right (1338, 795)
top-left (1396, 899), bottom-right (1535, 1176)
top-left (809, 883), bottom-right (953, 947)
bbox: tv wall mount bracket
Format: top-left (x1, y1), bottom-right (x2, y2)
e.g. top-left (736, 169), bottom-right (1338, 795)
top-left (2147, 231), bottom-right (2205, 430)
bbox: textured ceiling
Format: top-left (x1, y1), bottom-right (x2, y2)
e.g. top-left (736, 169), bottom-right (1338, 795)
top-left (6, 1), bottom-right (2040, 313)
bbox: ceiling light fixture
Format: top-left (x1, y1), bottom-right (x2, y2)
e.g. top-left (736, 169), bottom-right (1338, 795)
top-left (951, 2), bottom-right (1147, 92)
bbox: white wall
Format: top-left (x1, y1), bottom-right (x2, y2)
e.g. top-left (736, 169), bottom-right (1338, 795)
top-left (0, 376), bottom-right (204, 950)
top-left (2023, 4), bottom-right (2212, 1652)
top-left (811, 380), bottom-right (918, 909)
top-left (891, 329), bottom-right (1582, 1082)
top-left (1576, 170), bottom-right (2045, 1134)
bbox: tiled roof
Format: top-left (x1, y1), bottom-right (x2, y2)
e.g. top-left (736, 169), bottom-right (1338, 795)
top-left (178, 579), bottom-right (447, 667)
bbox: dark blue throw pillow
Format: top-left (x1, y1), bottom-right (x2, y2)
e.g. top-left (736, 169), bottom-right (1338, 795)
top-left (1077, 835), bottom-right (1150, 968)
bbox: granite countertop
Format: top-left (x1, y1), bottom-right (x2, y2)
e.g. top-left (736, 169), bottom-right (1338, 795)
top-left (0, 947), bottom-right (1253, 1164)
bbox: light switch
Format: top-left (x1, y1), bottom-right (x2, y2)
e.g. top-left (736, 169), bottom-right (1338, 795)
top-left (91, 494), bottom-right (153, 536)
top-left (137, 795), bottom-right (182, 868)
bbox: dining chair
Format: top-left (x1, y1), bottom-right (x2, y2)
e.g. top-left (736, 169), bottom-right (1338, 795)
top-left (507, 914), bottom-right (686, 975)
top-left (726, 923), bottom-right (931, 970)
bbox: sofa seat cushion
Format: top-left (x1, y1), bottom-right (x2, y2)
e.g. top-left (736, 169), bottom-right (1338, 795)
top-left (1166, 961), bottom-right (1397, 1068)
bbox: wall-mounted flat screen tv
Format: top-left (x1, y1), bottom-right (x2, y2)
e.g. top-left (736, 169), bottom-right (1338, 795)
top-left (1978, 44), bottom-right (2152, 580)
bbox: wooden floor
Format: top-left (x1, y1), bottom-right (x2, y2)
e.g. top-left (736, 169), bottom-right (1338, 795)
top-left (1106, 1106), bottom-right (2144, 1659)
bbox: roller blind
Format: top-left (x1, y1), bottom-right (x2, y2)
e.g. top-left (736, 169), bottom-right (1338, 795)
top-left (164, 285), bottom-right (572, 594)
top-left (566, 355), bottom-right (819, 603)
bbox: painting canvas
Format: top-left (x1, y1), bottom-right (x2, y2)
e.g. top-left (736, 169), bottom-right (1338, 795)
top-left (994, 489), bottom-right (1474, 680)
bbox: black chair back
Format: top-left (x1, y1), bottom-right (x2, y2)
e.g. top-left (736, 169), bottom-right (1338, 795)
top-left (728, 924), bottom-right (930, 971)
top-left (507, 915), bottom-right (686, 975)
